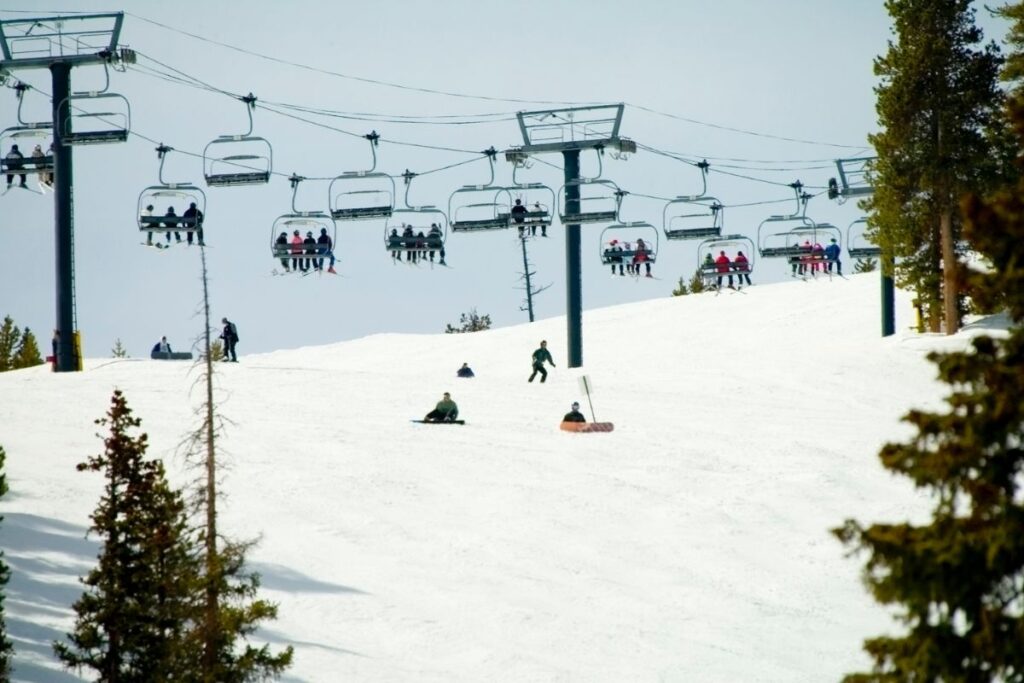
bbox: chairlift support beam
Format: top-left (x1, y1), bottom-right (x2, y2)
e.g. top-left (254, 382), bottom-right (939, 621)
top-left (828, 156), bottom-right (875, 200)
top-left (0, 12), bottom-right (127, 372)
top-left (512, 104), bottom-right (631, 368)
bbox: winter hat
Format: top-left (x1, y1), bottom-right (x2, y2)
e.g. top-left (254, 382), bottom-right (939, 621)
top-left (571, 402), bottom-right (580, 410)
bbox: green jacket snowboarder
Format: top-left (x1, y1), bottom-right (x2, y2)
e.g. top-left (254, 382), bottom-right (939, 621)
top-left (424, 392), bottom-right (459, 422)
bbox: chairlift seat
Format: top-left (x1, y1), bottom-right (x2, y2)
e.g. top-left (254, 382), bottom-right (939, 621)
top-left (602, 248), bottom-right (656, 265)
top-left (204, 171), bottom-right (271, 187)
top-left (848, 246), bottom-right (881, 258)
top-left (761, 245), bottom-right (810, 258)
top-left (62, 130), bottom-right (129, 145)
top-left (386, 235), bottom-right (444, 250)
top-left (560, 210), bottom-right (617, 225)
top-left (1, 155), bottom-right (54, 174)
top-left (139, 215), bottom-right (200, 231)
top-left (665, 226), bottom-right (721, 240)
top-left (331, 205), bottom-right (393, 220)
top-left (451, 215), bottom-right (511, 232)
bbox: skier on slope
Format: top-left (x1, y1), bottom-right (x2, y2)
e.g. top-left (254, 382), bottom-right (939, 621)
top-left (528, 340), bottom-right (555, 383)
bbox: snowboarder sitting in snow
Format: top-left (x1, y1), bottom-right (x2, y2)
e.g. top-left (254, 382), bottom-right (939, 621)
top-left (562, 401), bottom-right (586, 423)
top-left (424, 392), bottom-right (459, 422)
top-left (456, 363), bottom-right (475, 378)
top-left (151, 336), bottom-right (172, 356)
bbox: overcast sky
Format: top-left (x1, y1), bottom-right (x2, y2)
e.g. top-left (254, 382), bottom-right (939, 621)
top-left (0, 1), bottom-right (1010, 358)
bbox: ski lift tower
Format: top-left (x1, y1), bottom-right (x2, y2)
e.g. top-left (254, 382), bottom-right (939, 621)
top-left (509, 104), bottom-right (635, 368)
top-left (0, 12), bottom-right (132, 371)
top-left (828, 155), bottom-right (894, 337)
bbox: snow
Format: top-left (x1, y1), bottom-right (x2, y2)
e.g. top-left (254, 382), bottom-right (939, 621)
top-left (0, 273), bottom-right (1003, 682)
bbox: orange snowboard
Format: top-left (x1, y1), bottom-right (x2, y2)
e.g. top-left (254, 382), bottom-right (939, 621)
top-left (560, 421), bottom-right (614, 433)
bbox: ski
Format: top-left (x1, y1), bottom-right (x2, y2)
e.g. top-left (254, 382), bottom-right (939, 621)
top-left (410, 419), bottom-right (465, 425)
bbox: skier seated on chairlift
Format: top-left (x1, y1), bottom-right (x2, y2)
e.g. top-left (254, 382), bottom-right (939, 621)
top-left (5, 144), bottom-right (26, 189)
top-left (634, 238), bottom-right (653, 278)
top-left (275, 232), bottom-right (290, 271)
top-left (715, 250), bottom-right (734, 289)
top-left (534, 202), bottom-right (547, 236)
top-left (562, 401), bottom-right (586, 423)
top-left (182, 202), bottom-right (204, 246)
top-left (811, 242), bottom-right (825, 273)
top-left (733, 251), bottom-right (752, 287)
top-left (511, 198), bottom-right (528, 236)
top-left (607, 240), bottom-right (625, 276)
top-left (824, 238), bottom-right (842, 275)
top-left (424, 392), bottom-right (459, 422)
top-left (316, 227), bottom-right (336, 273)
top-left (389, 228), bottom-right (402, 260)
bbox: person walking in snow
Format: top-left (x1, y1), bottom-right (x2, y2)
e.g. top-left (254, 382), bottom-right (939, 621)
top-left (424, 392), bottom-right (459, 422)
top-left (220, 317), bottom-right (239, 362)
top-left (528, 340), bottom-right (555, 383)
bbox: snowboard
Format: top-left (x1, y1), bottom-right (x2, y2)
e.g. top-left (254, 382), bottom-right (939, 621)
top-left (411, 419), bottom-right (465, 425)
top-left (560, 421), bottom-right (614, 433)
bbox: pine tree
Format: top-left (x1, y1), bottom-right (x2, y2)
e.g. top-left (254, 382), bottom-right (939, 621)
top-left (111, 339), bottom-right (128, 358)
top-left (13, 327), bottom-right (43, 369)
top-left (671, 276), bottom-right (689, 297)
top-left (688, 267), bottom-right (707, 294)
top-left (853, 258), bottom-right (878, 274)
top-left (0, 445), bottom-right (13, 679)
top-left (0, 316), bottom-right (20, 372)
top-left (55, 390), bottom-right (200, 680)
top-left (833, 98), bottom-right (1024, 682)
top-left (445, 308), bottom-right (492, 333)
top-left (868, 0), bottom-right (1006, 334)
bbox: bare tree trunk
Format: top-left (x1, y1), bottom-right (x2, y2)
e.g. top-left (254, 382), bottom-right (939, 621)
top-left (198, 245), bottom-right (219, 679)
top-left (940, 208), bottom-right (959, 334)
top-left (929, 226), bottom-right (942, 333)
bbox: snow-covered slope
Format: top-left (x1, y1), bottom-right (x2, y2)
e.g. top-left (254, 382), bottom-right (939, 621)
top-left (0, 274), bottom-right (994, 682)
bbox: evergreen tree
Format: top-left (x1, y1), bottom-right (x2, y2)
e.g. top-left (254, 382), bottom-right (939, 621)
top-left (111, 339), bottom-right (128, 359)
top-left (688, 267), bottom-right (707, 294)
top-left (55, 391), bottom-right (200, 681)
top-left (0, 445), bottom-right (13, 679)
top-left (854, 258), bottom-right (879, 274)
top-left (445, 308), bottom-right (492, 333)
top-left (671, 276), bottom-right (689, 297)
top-left (868, 0), bottom-right (1005, 334)
top-left (0, 316), bottom-right (20, 372)
top-left (12, 328), bottom-right (43, 369)
top-left (834, 99), bottom-right (1024, 682)
top-left (997, 1), bottom-right (1024, 99)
